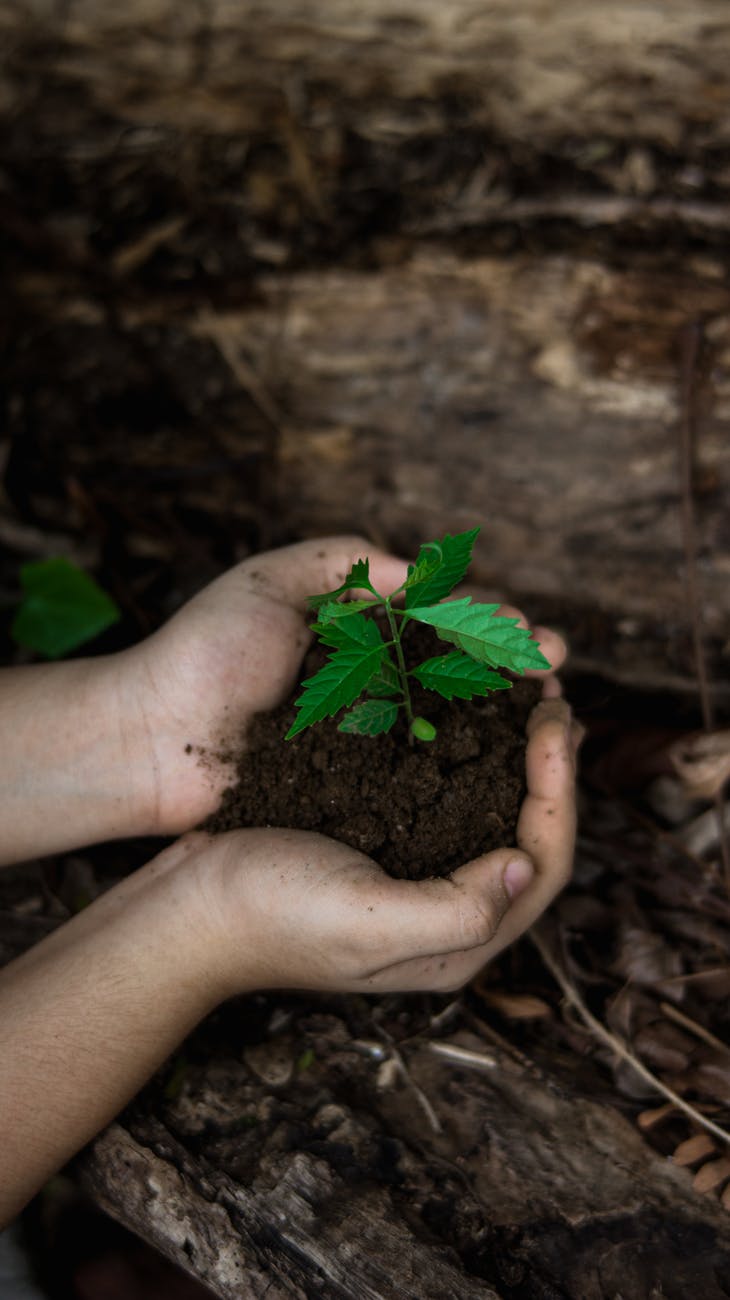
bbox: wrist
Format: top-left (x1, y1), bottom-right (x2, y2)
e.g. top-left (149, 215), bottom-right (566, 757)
top-left (0, 653), bottom-right (162, 864)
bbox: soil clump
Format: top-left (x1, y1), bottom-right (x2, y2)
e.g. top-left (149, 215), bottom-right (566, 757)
top-left (205, 625), bottom-right (541, 879)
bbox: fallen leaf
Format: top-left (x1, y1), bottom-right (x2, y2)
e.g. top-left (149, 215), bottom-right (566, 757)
top-left (693, 1157), bottom-right (730, 1195)
top-left (672, 1134), bottom-right (717, 1166)
top-left (637, 1102), bottom-right (678, 1130)
top-left (478, 990), bottom-right (552, 1020)
top-left (669, 730), bottom-right (730, 800)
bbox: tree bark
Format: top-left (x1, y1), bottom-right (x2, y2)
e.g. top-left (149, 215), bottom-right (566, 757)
top-left (192, 252), bottom-right (730, 692)
top-left (2, 1), bottom-right (730, 156)
top-left (75, 1029), bottom-right (730, 1300)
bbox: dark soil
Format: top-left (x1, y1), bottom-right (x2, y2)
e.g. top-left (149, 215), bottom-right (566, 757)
top-left (205, 625), bottom-right (541, 879)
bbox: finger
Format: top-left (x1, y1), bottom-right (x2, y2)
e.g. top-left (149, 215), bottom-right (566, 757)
top-left (370, 701), bottom-right (578, 989)
top-left (351, 846), bottom-right (535, 971)
top-left (514, 697), bottom-right (577, 913)
top-left (238, 537), bottom-right (409, 611)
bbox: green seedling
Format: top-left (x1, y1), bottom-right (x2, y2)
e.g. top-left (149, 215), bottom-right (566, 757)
top-left (285, 527), bottom-right (549, 743)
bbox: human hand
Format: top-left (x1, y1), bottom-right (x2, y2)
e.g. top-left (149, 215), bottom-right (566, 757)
top-left (177, 692), bottom-right (579, 997)
top-left (120, 537), bottom-right (568, 838)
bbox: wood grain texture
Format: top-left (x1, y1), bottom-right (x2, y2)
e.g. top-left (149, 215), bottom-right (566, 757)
top-left (76, 1031), bottom-right (730, 1299)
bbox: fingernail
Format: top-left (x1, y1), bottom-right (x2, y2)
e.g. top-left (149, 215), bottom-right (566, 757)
top-left (503, 856), bottom-right (535, 900)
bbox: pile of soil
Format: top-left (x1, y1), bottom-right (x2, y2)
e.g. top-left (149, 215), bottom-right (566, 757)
top-left (205, 625), bottom-right (541, 879)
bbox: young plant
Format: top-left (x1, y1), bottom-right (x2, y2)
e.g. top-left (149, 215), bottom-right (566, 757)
top-left (285, 528), bottom-right (550, 743)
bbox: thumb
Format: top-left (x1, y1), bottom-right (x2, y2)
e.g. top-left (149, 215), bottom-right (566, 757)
top-left (368, 848), bottom-right (535, 965)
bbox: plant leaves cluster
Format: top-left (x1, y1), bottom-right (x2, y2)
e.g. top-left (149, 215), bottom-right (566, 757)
top-left (286, 528), bottom-right (549, 741)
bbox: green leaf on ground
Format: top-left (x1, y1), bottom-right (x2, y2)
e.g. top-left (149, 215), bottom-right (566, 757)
top-left (285, 643), bottom-right (386, 739)
top-left (11, 557), bottom-right (121, 659)
top-left (411, 651), bottom-right (511, 699)
top-left (403, 528), bottom-right (480, 609)
top-left (338, 698), bottom-right (399, 736)
top-left (406, 599), bottom-right (550, 674)
top-left (307, 558), bottom-right (377, 609)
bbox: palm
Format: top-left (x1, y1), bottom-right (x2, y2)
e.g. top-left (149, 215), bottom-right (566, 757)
top-left (128, 538), bottom-right (566, 837)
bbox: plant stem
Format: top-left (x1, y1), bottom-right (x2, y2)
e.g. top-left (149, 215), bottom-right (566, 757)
top-left (384, 598), bottom-right (415, 732)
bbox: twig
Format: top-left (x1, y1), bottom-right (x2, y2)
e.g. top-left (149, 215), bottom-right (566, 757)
top-left (678, 321), bottom-right (730, 893)
top-left (428, 1042), bottom-right (498, 1074)
top-left (371, 1024), bottom-right (443, 1134)
top-left (530, 927), bottom-right (730, 1149)
top-left (659, 1001), bottom-right (730, 1058)
top-left (459, 1005), bottom-right (544, 1078)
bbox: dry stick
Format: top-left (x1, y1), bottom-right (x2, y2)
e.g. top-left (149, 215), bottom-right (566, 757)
top-left (678, 321), bottom-right (730, 894)
top-left (370, 1024), bottom-right (443, 1134)
top-left (660, 1001), bottom-right (730, 1059)
top-left (529, 928), bottom-right (730, 1149)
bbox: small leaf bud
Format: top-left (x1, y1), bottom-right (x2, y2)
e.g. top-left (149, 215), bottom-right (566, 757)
top-left (411, 716), bottom-right (437, 742)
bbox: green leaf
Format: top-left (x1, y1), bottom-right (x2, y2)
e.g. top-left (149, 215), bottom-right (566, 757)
top-left (308, 557), bottom-right (378, 609)
top-left (315, 598), bottom-right (377, 622)
top-left (312, 611), bottom-right (386, 652)
top-left (11, 558), bottom-right (121, 659)
top-left (411, 716), bottom-right (437, 742)
top-left (366, 657), bottom-right (401, 697)
top-left (406, 600), bottom-right (551, 674)
top-left (403, 528), bottom-right (480, 609)
top-left (285, 643), bottom-right (386, 739)
top-left (338, 698), bottom-right (399, 736)
top-left (411, 652), bottom-right (511, 700)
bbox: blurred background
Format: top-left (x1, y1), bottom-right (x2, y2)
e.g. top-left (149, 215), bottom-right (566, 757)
top-left (1, 3), bottom-right (729, 1297)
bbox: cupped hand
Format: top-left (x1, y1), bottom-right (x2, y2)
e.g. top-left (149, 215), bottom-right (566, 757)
top-left (121, 537), bottom-right (567, 837)
top-left (162, 694), bottom-right (579, 998)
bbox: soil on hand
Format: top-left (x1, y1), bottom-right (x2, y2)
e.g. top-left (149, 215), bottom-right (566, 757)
top-left (205, 626), bottom-right (541, 880)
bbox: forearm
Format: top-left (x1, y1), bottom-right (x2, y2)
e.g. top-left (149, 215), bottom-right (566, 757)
top-left (0, 654), bottom-right (155, 865)
top-left (0, 841), bottom-right (223, 1225)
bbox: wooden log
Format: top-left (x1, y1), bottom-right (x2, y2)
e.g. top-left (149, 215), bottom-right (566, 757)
top-left (2, 1), bottom-right (730, 155)
top-left (191, 252), bottom-right (730, 690)
top-left (75, 1029), bottom-right (730, 1299)
top-left (1, 0), bottom-right (730, 247)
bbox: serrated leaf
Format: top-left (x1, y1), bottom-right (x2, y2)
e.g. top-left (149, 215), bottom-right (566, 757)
top-left (316, 598), bottom-right (377, 621)
top-left (404, 528), bottom-right (480, 609)
top-left (366, 657), bottom-right (401, 697)
top-left (308, 557), bottom-right (377, 609)
top-left (312, 611), bottom-right (386, 652)
top-left (411, 652), bottom-right (511, 700)
top-left (406, 600), bottom-right (550, 674)
top-left (11, 557), bottom-right (121, 659)
top-left (338, 698), bottom-right (399, 736)
top-left (285, 643), bottom-right (386, 739)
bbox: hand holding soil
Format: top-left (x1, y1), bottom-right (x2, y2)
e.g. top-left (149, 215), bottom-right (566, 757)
top-left (121, 535), bottom-right (569, 835)
top-left (0, 536), bottom-right (577, 1226)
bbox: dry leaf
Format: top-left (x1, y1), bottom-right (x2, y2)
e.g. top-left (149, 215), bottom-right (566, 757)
top-left (669, 730), bottom-right (730, 800)
top-left (633, 1021), bottom-right (693, 1074)
top-left (637, 1102), bottom-right (678, 1130)
top-left (478, 991), bottom-right (552, 1020)
top-left (612, 922), bottom-right (684, 987)
top-left (694, 1055), bottom-right (730, 1107)
top-left (672, 1134), bottom-right (717, 1166)
top-left (692, 1157), bottom-right (730, 1195)
top-left (661, 968), bottom-right (730, 1002)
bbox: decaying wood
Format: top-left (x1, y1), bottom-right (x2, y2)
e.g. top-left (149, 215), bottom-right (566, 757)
top-left (192, 253), bottom-right (730, 684)
top-left (75, 1031), bottom-right (730, 1300)
top-left (2, 2), bottom-right (730, 172)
